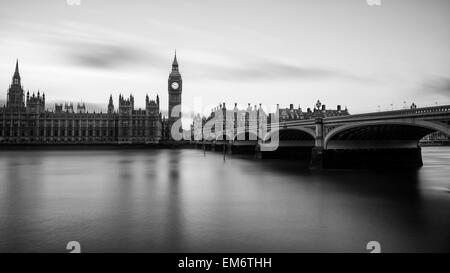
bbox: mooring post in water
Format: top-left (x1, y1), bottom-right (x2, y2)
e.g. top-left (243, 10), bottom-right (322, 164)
top-left (223, 144), bottom-right (226, 161)
top-left (254, 144), bottom-right (262, 160)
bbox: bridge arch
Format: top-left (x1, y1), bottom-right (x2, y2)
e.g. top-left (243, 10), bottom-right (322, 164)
top-left (324, 120), bottom-right (450, 149)
top-left (263, 127), bottom-right (316, 142)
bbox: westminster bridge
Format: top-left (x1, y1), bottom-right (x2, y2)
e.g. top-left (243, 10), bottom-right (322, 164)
top-left (193, 105), bottom-right (450, 168)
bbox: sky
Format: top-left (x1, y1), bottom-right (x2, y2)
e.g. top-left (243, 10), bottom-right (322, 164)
top-left (0, 0), bottom-right (449, 121)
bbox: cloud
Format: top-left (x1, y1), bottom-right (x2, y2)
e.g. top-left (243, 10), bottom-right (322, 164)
top-left (245, 60), bottom-right (352, 80)
top-left (0, 17), bottom-right (167, 71)
top-left (190, 54), bottom-right (370, 83)
top-left (51, 22), bottom-right (167, 70)
top-left (62, 41), bottom-right (147, 69)
top-left (0, 14), bottom-right (374, 81)
top-left (421, 76), bottom-right (450, 97)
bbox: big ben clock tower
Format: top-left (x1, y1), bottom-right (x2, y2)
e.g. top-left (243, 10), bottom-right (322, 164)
top-left (168, 51), bottom-right (182, 128)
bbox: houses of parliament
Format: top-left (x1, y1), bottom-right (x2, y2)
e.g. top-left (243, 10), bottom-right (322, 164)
top-left (0, 54), bottom-right (183, 144)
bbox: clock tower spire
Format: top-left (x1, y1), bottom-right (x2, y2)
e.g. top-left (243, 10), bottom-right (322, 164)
top-left (172, 50), bottom-right (178, 69)
top-left (7, 59), bottom-right (25, 109)
top-left (168, 51), bottom-right (182, 137)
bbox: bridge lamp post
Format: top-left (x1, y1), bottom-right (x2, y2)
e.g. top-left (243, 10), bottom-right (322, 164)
top-left (390, 104), bottom-right (394, 111)
top-left (403, 101), bottom-right (406, 109)
top-left (377, 105), bottom-right (380, 112)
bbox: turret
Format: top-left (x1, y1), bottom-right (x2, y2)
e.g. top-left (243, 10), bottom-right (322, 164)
top-left (13, 59), bottom-right (21, 86)
top-left (55, 103), bottom-right (63, 113)
top-left (77, 103), bottom-right (86, 113)
top-left (146, 94), bottom-right (160, 116)
top-left (108, 94), bottom-right (114, 114)
top-left (64, 103), bottom-right (74, 113)
top-left (26, 91), bottom-right (45, 114)
top-left (118, 94), bottom-right (134, 115)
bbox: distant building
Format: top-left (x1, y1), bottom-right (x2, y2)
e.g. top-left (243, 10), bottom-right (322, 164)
top-left (420, 131), bottom-right (450, 145)
top-left (278, 100), bottom-right (349, 121)
top-left (0, 60), bottom-right (165, 144)
top-left (191, 100), bottom-right (350, 140)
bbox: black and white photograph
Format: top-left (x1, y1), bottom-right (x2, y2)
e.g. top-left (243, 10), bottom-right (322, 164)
top-left (0, 0), bottom-right (449, 265)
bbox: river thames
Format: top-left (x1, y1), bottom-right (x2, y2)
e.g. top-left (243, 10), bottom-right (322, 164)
top-left (0, 147), bottom-right (449, 252)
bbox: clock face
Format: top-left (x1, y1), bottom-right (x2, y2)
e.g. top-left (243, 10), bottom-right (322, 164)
top-left (171, 82), bottom-right (179, 90)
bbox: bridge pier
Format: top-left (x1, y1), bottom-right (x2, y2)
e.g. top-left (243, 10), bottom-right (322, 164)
top-left (202, 141), bottom-right (424, 169)
top-left (256, 145), bottom-right (313, 161)
top-left (199, 142), bottom-right (213, 151)
top-left (311, 147), bottom-right (423, 169)
top-left (255, 145), bottom-right (262, 159)
top-left (213, 142), bottom-right (229, 154)
top-left (229, 141), bottom-right (258, 155)
top-left (201, 142), bottom-right (214, 151)
top-left (310, 147), bottom-right (325, 169)
top-left (227, 143), bottom-right (233, 155)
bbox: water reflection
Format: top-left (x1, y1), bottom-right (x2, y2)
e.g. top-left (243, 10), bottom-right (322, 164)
top-left (164, 150), bottom-right (184, 252)
top-left (0, 147), bottom-right (449, 252)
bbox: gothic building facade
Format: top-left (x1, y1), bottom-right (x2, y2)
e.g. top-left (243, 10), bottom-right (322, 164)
top-left (0, 57), bottom-right (184, 144)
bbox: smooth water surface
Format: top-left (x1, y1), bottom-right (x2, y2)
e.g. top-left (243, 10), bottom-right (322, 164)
top-left (0, 147), bottom-right (449, 252)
